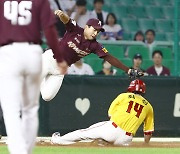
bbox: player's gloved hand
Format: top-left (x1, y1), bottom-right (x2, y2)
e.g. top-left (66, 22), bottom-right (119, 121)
top-left (57, 60), bottom-right (68, 75)
top-left (128, 68), bottom-right (144, 79)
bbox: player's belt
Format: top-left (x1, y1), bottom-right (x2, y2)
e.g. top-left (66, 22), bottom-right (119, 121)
top-left (0, 42), bottom-right (39, 47)
top-left (112, 122), bottom-right (132, 136)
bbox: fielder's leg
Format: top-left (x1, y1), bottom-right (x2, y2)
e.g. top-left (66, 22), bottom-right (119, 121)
top-left (0, 44), bottom-right (29, 154)
top-left (21, 44), bottom-right (42, 154)
top-left (0, 76), bottom-right (27, 154)
top-left (41, 74), bottom-right (64, 101)
top-left (0, 104), bottom-right (3, 138)
top-left (40, 49), bottom-right (64, 101)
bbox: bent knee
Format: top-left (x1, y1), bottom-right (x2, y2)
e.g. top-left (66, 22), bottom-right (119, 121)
top-left (41, 91), bottom-right (55, 102)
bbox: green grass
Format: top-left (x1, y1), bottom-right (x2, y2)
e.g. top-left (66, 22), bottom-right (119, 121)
top-left (1, 146), bottom-right (180, 154)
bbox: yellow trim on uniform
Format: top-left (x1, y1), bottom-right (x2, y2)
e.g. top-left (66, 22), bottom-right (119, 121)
top-left (102, 48), bottom-right (108, 53)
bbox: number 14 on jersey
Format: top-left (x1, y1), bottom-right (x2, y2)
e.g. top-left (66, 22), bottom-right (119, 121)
top-left (126, 101), bottom-right (144, 118)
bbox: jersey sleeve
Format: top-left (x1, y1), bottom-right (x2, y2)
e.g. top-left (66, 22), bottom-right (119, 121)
top-left (40, 0), bottom-right (56, 30)
top-left (92, 42), bottom-right (109, 58)
top-left (143, 105), bottom-right (154, 134)
top-left (65, 19), bottom-right (81, 32)
top-left (108, 94), bottom-right (123, 117)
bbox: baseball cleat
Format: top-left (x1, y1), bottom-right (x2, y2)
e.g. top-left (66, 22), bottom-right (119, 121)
top-left (51, 132), bottom-right (61, 144)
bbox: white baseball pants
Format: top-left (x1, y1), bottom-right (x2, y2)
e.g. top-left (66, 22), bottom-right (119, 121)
top-left (0, 43), bottom-right (42, 154)
top-left (40, 49), bottom-right (64, 101)
top-left (52, 121), bottom-right (133, 145)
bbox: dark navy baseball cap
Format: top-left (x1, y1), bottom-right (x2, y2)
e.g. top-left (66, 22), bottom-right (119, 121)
top-left (86, 18), bottom-right (105, 32)
top-left (133, 53), bottom-right (142, 60)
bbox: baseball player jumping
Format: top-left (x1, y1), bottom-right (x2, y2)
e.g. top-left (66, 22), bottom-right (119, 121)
top-left (51, 79), bottom-right (154, 145)
top-left (41, 10), bottom-right (143, 101)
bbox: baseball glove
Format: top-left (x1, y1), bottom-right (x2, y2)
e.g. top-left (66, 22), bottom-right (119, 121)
top-left (128, 68), bottom-right (144, 79)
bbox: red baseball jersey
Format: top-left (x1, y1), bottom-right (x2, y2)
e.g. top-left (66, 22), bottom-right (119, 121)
top-left (0, 0), bottom-right (55, 45)
top-left (58, 19), bottom-right (108, 65)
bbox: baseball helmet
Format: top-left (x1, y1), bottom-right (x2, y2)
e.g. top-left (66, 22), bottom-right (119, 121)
top-left (127, 79), bottom-right (146, 94)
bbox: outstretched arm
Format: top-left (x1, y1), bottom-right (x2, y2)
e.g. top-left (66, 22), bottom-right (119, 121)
top-left (102, 53), bottom-right (144, 78)
top-left (54, 10), bottom-right (70, 24)
top-left (102, 53), bottom-right (129, 73)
